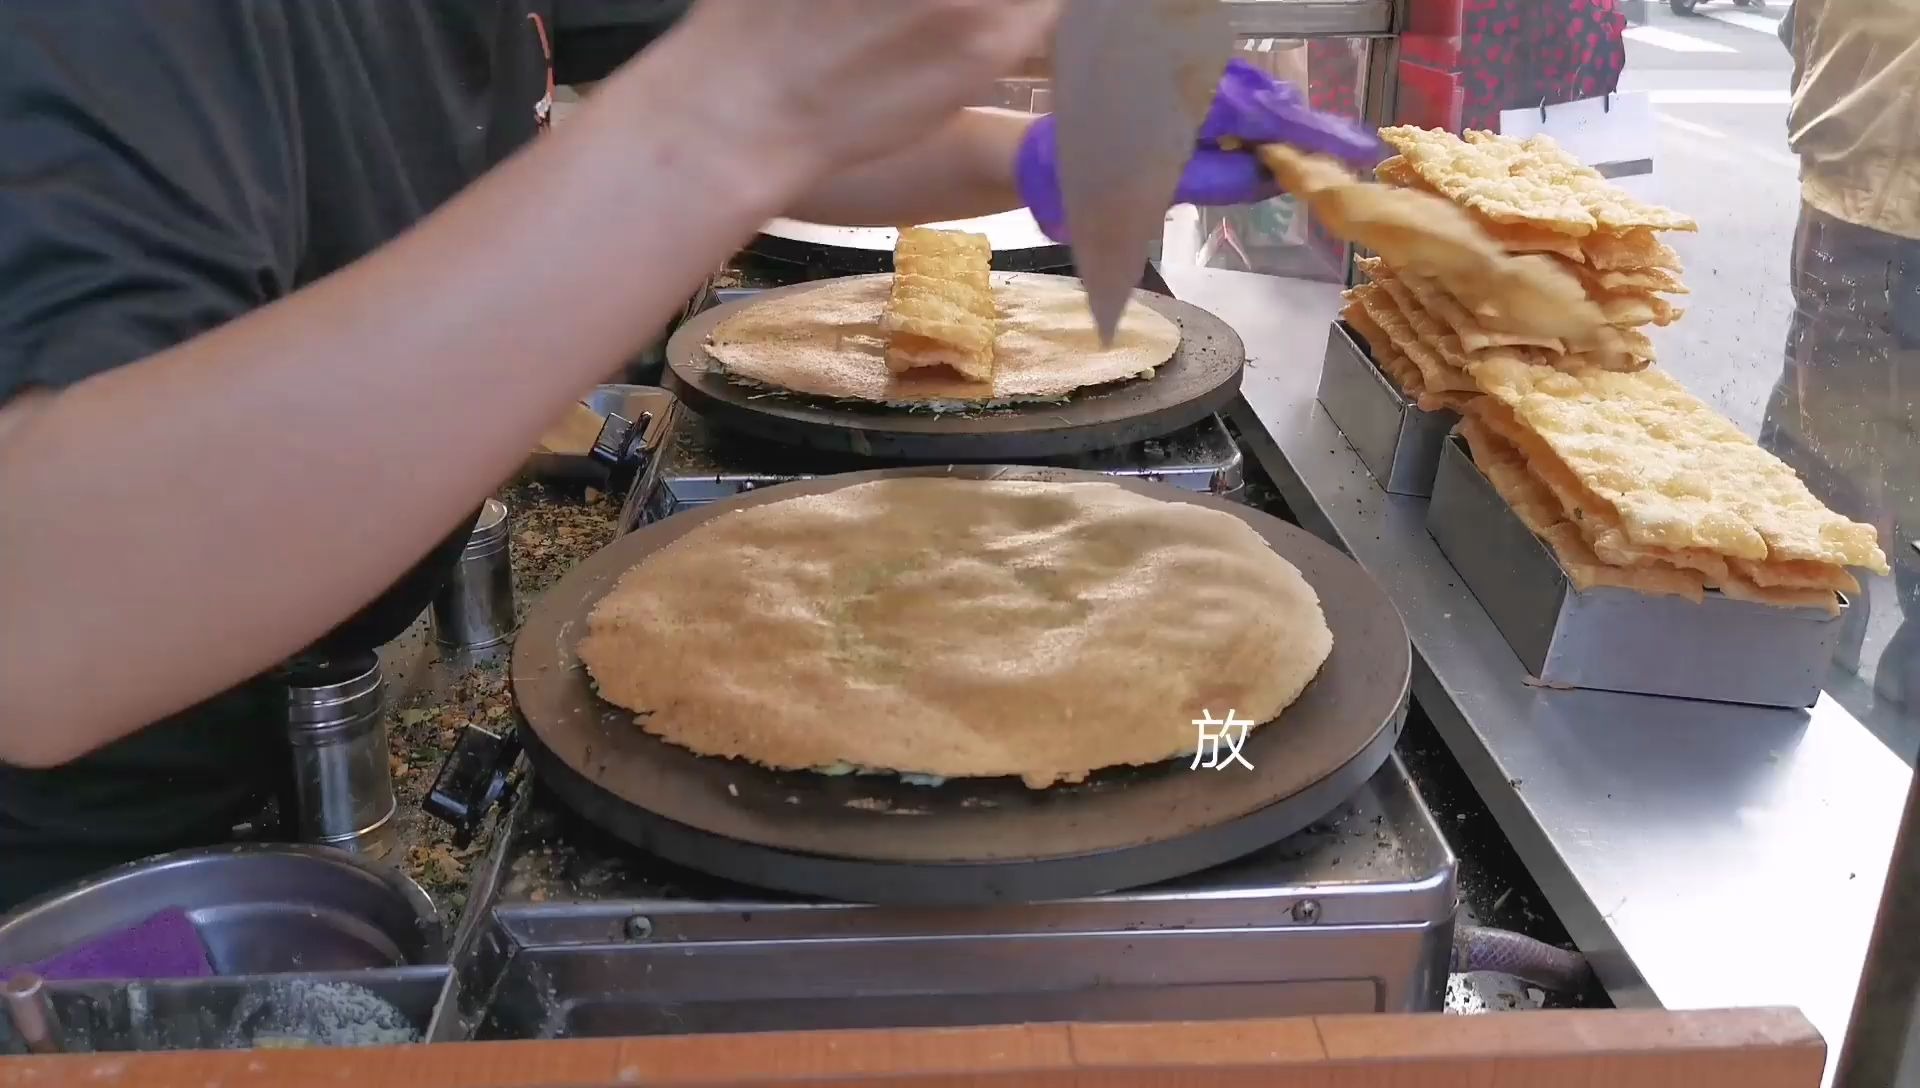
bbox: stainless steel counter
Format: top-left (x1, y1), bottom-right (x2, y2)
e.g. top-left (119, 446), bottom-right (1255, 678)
top-left (1158, 264), bottom-right (1911, 1084)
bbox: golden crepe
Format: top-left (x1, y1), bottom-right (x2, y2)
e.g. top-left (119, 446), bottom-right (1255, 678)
top-left (882, 227), bottom-right (997, 380)
top-left (578, 478), bottom-right (1333, 788)
top-left (706, 273), bottom-right (1181, 407)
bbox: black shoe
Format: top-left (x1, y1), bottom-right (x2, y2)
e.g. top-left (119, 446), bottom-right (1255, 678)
top-left (1875, 622), bottom-right (1920, 709)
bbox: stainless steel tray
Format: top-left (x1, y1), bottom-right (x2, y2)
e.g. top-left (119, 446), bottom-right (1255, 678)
top-left (1426, 434), bottom-right (1843, 708)
top-left (2, 967), bottom-right (452, 1054)
top-left (0, 844), bottom-right (445, 977)
top-left (1315, 321), bottom-right (1457, 497)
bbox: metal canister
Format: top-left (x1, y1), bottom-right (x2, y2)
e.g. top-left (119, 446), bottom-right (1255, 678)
top-left (430, 500), bottom-right (516, 651)
top-left (284, 655), bottom-right (398, 861)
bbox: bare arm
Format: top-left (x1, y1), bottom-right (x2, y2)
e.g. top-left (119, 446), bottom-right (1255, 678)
top-left (0, 0), bottom-right (1058, 768)
top-left (0, 27), bottom-right (808, 766)
top-left (783, 107), bottom-right (1031, 227)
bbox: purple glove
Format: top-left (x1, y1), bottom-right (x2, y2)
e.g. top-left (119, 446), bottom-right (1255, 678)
top-left (1017, 59), bottom-right (1386, 242)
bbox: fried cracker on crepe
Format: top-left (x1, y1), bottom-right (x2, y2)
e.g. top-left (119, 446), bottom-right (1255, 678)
top-left (709, 273), bottom-right (1180, 406)
top-left (882, 227), bottom-right (997, 380)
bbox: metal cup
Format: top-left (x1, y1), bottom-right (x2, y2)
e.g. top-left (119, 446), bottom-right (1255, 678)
top-left (430, 499), bottom-right (516, 651)
top-left (285, 656), bottom-right (398, 861)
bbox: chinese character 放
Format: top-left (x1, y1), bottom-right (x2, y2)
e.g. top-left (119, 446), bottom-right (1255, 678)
top-left (1190, 709), bottom-right (1254, 771)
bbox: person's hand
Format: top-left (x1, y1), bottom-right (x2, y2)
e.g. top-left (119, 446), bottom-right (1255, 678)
top-left (674, 0), bottom-right (1060, 177)
top-left (1017, 59), bottom-right (1385, 240)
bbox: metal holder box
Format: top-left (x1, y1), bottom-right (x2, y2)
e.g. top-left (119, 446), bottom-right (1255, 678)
top-left (1426, 434), bottom-right (1843, 708)
top-left (1316, 321), bottom-right (1457, 497)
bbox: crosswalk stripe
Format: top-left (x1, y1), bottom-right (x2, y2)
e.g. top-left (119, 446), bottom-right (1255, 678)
top-left (1625, 25), bottom-right (1738, 54)
top-left (1705, 9), bottom-right (1786, 34)
top-left (1648, 88), bottom-right (1792, 105)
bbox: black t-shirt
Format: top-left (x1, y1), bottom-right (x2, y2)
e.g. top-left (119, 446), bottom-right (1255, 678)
top-left (0, 0), bottom-right (684, 909)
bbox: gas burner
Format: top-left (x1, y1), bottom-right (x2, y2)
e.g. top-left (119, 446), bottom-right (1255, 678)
top-left (449, 753), bottom-right (1454, 1039)
top-left (631, 402), bottom-right (1244, 534)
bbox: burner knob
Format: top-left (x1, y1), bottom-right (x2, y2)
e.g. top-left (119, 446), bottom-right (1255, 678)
top-left (423, 722), bottom-right (523, 848)
top-left (589, 410), bottom-right (657, 515)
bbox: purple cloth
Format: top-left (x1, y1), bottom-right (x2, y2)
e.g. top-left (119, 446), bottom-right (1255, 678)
top-left (1016, 59), bottom-right (1387, 242)
top-left (25, 908), bottom-right (213, 981)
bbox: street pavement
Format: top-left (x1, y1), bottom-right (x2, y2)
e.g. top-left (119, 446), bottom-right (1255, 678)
top-left (1620, 0), bottom-right (1798, 434)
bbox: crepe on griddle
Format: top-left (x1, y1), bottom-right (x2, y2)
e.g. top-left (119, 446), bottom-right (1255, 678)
top-left (577, 478), bottom-right (1333, 788)
top-left (705, 273), bottom-right (1181, 406)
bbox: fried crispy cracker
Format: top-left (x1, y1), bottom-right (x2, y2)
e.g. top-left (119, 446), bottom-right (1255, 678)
top-left (1462, 130), bottom-right (1698, 233)
top-left (1377, 158), bottom-right (1588, 259)
top-left (1379, 127), bottom-right (1698, 237)
top-left (1361, 259), bottom-right (1650, 374)
top-left (1343, 298), bottom-right (1425, 396)
top-left (1379, 127), bottom-right (1592, 234)
top-left (1543, 523), bottom-right (1711, 600)
top-left (1564, 260), bottom-right (1691, 296)
top-left (1419, 389), bottom-right (1479, 414)
top-left (896, 225), bottom-right (990, 266)
top-left (1358, 257), bottom-right (1565, 352)
top-left (1375, 155), bottom-right (1420, 189)
top-left (1458, 416), bottom-right (1563, 534)
top-left (882, 228), bottom-right (996, 380)
top-left (1593, 289), bottom-right (1685, 328)
top-left (1469, 357), bottom-right (1891, 572)
top-left (1458, 416), bottom-right (1706, 601)
top-left (1465, 399), bottom-right (1727, 581)
top-left (1259, 144), bottom-right (1607, 343)
top-left (1570, 324), bottom-right (1656, 363)
top-left (1715, 573), bottom-right (1842, 615)
top-left (1364, 276), bottom-right (1486, 393)
top-left (1480, 219), bottom-right (1589, 261)
top-left (1349, 282), bottom-right (1479, 397)
top-left (1582, 228), bottom-right (1684, 273)
top-left (1728, 557), bottom-right (1860, 595)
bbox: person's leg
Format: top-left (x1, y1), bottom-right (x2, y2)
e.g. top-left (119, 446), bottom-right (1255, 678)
top-left (1876, 241), bottom-right (1920, 706)
top-left (1764, 204), bottom-right (1920, 701)
top-left (1763, 204), bottom-right (1877, 667)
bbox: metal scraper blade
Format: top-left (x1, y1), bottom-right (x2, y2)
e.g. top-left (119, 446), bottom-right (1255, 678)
top-left (1053, 0), bottom-right (1229, 345)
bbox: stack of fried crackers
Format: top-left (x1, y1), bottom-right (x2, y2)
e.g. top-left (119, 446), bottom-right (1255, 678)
top-left (1266, 127), bottom-right (1890, 609)
top-left (1341, 128), bottom-right (1694, 412)
top-left (1457, 358), bottom-right (1887, 610)
top-left (879, 226), bottom-right (997, 382)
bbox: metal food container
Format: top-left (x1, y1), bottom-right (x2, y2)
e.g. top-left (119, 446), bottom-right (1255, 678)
top-left (286, 656), bottom-right (399, 860)
top-left (1315, 320), bottom-right (1458, 497)
top-left (1426, 434), bottom-right (1843, 708)
top-left (430, 499), bottom-right (515, 651)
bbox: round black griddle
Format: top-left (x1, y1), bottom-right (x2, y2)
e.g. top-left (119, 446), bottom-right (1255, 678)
top-left (749, 214), bottom-right (1070, 275)
top-left (663, 274), bottom-right (1246, 461)
top-left (511, 467), bottom-right (1411, 905)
